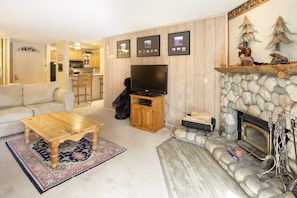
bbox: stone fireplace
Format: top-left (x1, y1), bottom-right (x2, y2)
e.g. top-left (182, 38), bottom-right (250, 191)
top-left (219, 72), bottom-right (297, 176)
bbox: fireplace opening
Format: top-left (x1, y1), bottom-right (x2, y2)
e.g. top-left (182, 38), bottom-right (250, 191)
top-left (237, 111), bottom-right (270, 160)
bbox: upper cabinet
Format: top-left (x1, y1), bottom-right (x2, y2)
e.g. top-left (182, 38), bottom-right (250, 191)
top-left (82, 54), bottom-right (91, 67)
top-left (69, 48), bottom-right (82, 60)
top-left (69, 49), bottom-right (99, 68)
top-left (82, 52), bottom-right (100, 68)
top-left (50, 50), bottom-right (56, 61)
top-left (91, 52), bottom-right (100, 68)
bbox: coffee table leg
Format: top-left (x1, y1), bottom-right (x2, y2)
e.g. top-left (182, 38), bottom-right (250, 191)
top-left (24, 126), bottom-right (30, 144)
top-left (50, 140), bottom-right (60, 170)
top-left (92, 126), bottom-right (99, 151)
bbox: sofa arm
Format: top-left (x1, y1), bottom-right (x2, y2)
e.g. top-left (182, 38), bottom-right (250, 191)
top-left (54, 89), bottom-right (74, 112)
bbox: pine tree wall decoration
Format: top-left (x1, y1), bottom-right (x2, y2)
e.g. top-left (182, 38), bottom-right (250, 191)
top-left (238, 16), bottom-right (260, 48)
top-left (237, 16), bottom-right (260, 66)
top-left (267, 16), bottom-right (295, 64)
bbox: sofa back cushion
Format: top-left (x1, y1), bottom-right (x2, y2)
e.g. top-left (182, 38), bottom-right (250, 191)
top-left (0, 84), bottom-right (23, 108)
top-left (23, 81), bottom-right (60, 106)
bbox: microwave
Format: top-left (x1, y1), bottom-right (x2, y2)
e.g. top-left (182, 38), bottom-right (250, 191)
top-left (69, 61), bottom-right (83, 68)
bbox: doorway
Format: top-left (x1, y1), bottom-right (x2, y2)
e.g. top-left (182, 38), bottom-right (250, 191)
top-left (13, 47), bottom-right (43, 84)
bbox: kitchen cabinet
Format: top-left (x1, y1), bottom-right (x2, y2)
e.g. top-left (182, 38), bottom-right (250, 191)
top-left (50, 50), bottom-right (56, 61)
top-left (69, 49), bottom-right (82, 60)
top-left (130, 94), bottom-right (164, 132)
top-left (92, 74), bottom-right (103, 100)
top-left (91, 52), bottom-right (100, 68)
top-left (92, 75), bottom-right (100, 100)
top-left (83, 54), bottom-right (91, 67)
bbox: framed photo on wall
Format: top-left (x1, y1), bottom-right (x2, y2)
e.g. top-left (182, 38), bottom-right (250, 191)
top-left (137, 35), bottom-right (160, 57)
top-left (168, 31), bottom-right (190, 56)
top-left (117, 39), bottom-right (130, 58)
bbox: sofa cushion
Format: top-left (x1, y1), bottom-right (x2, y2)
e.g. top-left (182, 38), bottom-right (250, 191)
top-left (0, 84), bottom-right (23, 108)
top-left (26, 102), bottom-right (64, 116)
top-left (0, 121), bottom-right (25, 137)
top-left (0, 106), bottom-right (33, 124)
top-left (23, 81), bottom-right (60, 106)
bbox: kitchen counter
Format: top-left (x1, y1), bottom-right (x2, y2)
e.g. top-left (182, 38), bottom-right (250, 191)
top-left (69, 73), bottom-right (103, 77)
top-left (93, 73), bottom-right (103, 76)
top-left (70, 74), bottom-right (103, 100)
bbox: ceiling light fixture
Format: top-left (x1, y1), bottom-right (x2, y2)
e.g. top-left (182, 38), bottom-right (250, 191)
top-left (73, 42), bottom-right (81, 50)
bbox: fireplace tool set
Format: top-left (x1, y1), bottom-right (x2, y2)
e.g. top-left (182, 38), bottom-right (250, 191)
top-left (258, 113), bottom-right (297, 193)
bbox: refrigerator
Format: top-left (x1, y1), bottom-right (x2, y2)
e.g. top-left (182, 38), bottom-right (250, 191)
top-left (50, 62), bottom-right (56, 81)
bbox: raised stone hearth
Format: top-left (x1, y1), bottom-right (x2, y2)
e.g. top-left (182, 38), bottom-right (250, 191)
top-left (173, 128), bottom-right (295, 197)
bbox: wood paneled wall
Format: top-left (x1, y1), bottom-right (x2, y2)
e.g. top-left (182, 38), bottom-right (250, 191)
top-left (104, 15), bottom-right (226, 129)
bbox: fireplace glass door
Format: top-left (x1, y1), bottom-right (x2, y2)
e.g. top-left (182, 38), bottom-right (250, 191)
top-left (238, 112), bottom-right (270, 160)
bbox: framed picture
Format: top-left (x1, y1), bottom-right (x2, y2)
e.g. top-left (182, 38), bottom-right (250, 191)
top-left (117, 39), bottom-right (130, 58)
top-left (137, 35), bottom-right (160, 57)
top-left (168, 31), bottom-right (190, 56)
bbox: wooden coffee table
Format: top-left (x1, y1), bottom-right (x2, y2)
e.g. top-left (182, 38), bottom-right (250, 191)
top-left (21, 111), bottom-right (103, 170)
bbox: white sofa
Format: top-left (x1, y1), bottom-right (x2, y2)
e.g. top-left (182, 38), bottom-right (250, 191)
top-left (0, 81), bottom-right (74, 137)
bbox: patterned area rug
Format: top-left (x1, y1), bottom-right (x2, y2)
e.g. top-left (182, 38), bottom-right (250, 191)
top-left (6, 134), bottom-right (126, 194)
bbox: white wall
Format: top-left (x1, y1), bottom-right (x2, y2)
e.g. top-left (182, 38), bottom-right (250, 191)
top-left (55, 41), bottom-right (70, 89)
top-left (229, 0), bottom-right (297, 65)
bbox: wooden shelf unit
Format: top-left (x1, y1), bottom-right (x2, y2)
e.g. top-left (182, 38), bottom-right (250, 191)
top-left (130, 94), bottom-right (164, 132)
top-left (215, 64), bottom-right (297, 78)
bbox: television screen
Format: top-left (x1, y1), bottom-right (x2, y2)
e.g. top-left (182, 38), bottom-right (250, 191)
top-left (131, 64), bottom-right (168, 96)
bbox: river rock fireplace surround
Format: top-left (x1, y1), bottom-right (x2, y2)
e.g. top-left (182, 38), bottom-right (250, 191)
top-left (219, 72), bottom-right (297, 164)
top-left (220, 71), bottom-right (297, 193)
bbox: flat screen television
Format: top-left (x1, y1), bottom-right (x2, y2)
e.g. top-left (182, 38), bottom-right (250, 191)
top-left (131, 64), bottom-right (168, 96)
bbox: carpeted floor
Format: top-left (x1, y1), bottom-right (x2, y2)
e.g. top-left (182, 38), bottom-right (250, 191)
top-left (6, 134), bottom-right (126, 193)
top-left (157, 137), bottom-right (249, 198)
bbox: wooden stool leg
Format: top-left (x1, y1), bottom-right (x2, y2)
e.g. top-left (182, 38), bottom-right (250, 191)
top-left (77, 87), bottom-right (80, 105)
top-left (85, 86), bottom-right (87, 102)
top-left (90, 86), bottom-right (93, 103)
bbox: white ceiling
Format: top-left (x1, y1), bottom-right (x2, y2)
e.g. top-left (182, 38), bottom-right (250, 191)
top-left (0, 0), bottom-right (247, 47)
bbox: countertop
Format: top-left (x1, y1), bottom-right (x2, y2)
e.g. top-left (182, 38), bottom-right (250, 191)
top-left (70, 73), bottom-right (103, 77)
top-left (93, 73), bottom-right (104, 76)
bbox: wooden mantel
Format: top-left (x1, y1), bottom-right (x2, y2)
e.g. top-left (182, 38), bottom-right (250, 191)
top-left (215, 64), bottom-right (297, 78)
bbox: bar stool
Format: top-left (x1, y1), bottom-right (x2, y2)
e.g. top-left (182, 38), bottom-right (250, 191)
top-left (72, 74), bottom-right (93, 105)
